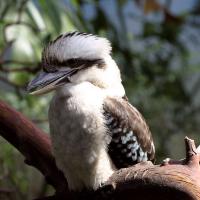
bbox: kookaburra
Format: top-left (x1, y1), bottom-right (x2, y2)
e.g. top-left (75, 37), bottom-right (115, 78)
top-left (27, 31), bottom-right (155, 191)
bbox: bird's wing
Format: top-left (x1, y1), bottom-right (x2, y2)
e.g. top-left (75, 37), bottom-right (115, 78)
top-left (103, 97), bottom-right (155, 169)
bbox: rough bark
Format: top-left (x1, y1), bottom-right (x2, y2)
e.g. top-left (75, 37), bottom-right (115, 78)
top-left (0, 100), bottom-right (200, 200)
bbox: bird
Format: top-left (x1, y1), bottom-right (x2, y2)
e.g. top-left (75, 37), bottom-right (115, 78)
top-left (27, 31), bottom-right (155, 191)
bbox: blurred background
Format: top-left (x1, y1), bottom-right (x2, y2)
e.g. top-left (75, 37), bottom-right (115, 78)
top-left (0, 0), bottom-right (200, 199)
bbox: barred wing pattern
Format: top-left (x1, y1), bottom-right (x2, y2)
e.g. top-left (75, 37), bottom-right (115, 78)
top-left (103, 97), bottom-right (155, 169)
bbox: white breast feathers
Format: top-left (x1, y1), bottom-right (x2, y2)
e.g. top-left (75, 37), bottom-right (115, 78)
top-left (48, 82), bottom-right (114, 191)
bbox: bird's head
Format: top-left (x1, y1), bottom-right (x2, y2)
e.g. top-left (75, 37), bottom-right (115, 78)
top-left (27, 31), bottom-right (124, 95)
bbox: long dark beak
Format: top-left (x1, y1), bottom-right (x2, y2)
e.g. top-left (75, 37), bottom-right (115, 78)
top-left (27, 68), bottom-right (77, 95)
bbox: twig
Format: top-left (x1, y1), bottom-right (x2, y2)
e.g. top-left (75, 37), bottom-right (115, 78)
top-left (16, 0), bottom-right (28, 23)
top-left (0, 65), bottom-right (40, 73)
top-left (0, 76), bottom-right (25, 90)
top-left (0, 188), bottom-right (14, 193)
top-left (1, 60), bottom-right (37, 66)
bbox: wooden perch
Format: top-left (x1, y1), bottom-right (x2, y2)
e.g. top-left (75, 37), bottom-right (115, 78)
top-left (0, 100), bottom-right (68, 195)
top-left (0, 100), bottom-right (200, 200)
top-left (101, 137), bottom-right (200, 200)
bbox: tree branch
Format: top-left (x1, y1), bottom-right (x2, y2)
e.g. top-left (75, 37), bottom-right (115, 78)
top-left (0, 100), bottom-right (68, 195)
top-left (101, 137), bottom-right (200, 200)
top-left (0, 100), bottom-right (200, 200)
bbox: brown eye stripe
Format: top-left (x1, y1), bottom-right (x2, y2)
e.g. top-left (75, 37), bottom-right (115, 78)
top-left (62, 58), bottom-right (105, 68)
top-left (42, 58), bottom-right (105, 72)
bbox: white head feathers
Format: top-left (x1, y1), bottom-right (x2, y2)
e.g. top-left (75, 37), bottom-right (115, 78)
top-left (43, 32), bottom-right (112, 62)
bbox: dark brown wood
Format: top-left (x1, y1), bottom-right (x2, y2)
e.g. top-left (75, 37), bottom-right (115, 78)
top-left (1, 100), bottom-right (200, 200)
top-left (0, 100), bottom-right (68, 194)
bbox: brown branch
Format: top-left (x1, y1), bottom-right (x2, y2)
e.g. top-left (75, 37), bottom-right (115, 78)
top-left (1, 100), bottom-right (200, 200)
top-left (0, 100), bottom-right (68, 195)
top-left (101, 137), bottom-right (200, 200)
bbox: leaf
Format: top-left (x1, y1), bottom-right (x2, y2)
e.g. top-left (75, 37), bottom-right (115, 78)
top-left (9, 72), bottom-right (29, 86)
top-left (26, 1), bottom-right (46, 31)
top-left (38, 0), bottom-right (62, 34)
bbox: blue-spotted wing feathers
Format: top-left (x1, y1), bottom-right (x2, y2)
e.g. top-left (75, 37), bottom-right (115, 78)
top-left (103, 97), bottom-right (155, 169)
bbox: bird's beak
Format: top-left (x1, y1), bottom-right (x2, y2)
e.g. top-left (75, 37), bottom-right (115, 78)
top-left (27, 69), bottom-right (76, 95)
